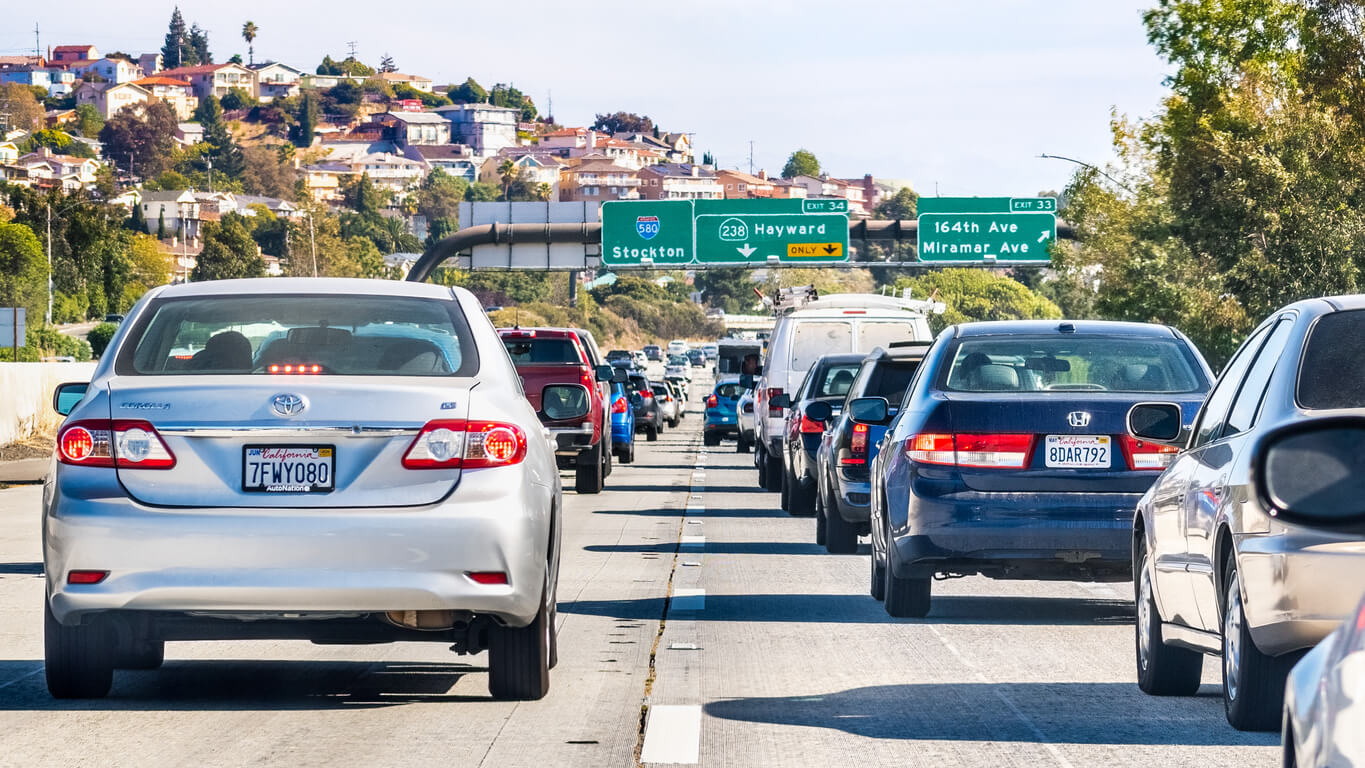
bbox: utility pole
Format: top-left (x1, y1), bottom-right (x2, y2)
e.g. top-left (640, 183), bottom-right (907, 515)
top-left (308, 212), bottom-right (318, 277)
top-left (34, 23), bottom-right (40, 59)
top-left (45, 204), bottom-right (53, 325)
top-left (748, 140), bottom-right (754, 175)
top-left (346, 40), bottom-right (359, 60)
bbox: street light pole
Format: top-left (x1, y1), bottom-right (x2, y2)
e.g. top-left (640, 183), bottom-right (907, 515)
top-left (1037, 153), bottom-right (1135, 194)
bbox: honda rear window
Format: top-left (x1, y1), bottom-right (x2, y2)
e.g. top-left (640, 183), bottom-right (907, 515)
top-left (118, 294), bottom-right (478, 376)
top-left (503, 338), bottom-right (583, 364)
top-left (1299, 310), bottom-right (1365, 409)
top-left (941, 336), bottom-right (1203, 393)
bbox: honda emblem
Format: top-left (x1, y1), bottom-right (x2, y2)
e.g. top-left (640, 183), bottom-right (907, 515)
top-left (1067, 411), bottom-right (1091, 428)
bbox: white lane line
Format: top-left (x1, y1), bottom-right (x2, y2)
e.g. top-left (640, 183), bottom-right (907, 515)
top-left (0, 667), bottom-right (42, 691)
top-left (926, 625), bottom-right (1075, 768)
top-left (640, 704), bottom-right (702, 765)
top-left (680, 535), bottom-right (705, 548)
top-left (672, 588), bottom-right (705, 611)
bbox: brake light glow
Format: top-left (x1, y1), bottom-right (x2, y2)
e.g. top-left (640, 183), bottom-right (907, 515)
top-left (67, 570), bottom-right (109, 585)
top-left (1120, 435), bottom-right (1179, 470)
top-left (611, 397), bottom-right (628, 414)
top-left (905, 433), bottom-right (1034, 469)
top-left (799, 414), bottom-right (825, 434)
top-left (706, 394), bottom-right (718, 408)
top-left (842, 423), bottom-right (870, 466)
top-left (268, 364), bottom-right (321, 374)
top-left (403, 419), bottom-right (527, 469)
top-left (57, 420), bottom-right (175, 469)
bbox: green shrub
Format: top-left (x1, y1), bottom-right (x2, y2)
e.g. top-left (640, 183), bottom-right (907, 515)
top-left (87, 322), bottom-right (118, 358)
top-left (0, 324), bottom-right (92, 361)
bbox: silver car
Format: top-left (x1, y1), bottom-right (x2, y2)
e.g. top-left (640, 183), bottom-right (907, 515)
top-left (43, 278), bottom-right (562, 701)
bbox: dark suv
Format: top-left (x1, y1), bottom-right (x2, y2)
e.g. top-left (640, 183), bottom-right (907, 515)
top-left (773, 353), bottom-right (865, 517)
top-left (628, 373), bottom-right (664, 441)
top-left (811, 343), bottom-right (929, 553)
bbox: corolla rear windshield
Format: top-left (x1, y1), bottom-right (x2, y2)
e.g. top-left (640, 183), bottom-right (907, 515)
top-left (942, 336), bottom-right (1204, 394)
top-left (117, 294), bottom-right (479, 376)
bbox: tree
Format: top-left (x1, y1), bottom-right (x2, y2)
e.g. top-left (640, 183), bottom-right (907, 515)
top-left (874, 187), bottom-right (917, 220)
top-left (415, 168), bottom-right (468, 222)
top-left (127, 196), bottom-right (145, 232)
top-left (220, 87), bottom-right (256, 111)
top-left (188, 23), bottom-right (212, 65)
top-left (161, 7), bottom-right (192, 68)
top-left (73, 104), bottom-right (103, 138)
top-left (488, 83), bottom-right (536, 121)
top-left (317, 55), bottom-right (374, 77)
top-left (194, 95), bottom-right (244, 182)
top-left (342, 173), bottom-right (383, 216)
top-left (498, 159), bottom-right (519, 200)
top-left (31, 129), bottom-right (75, 154)
top-left (98, 100), bottom-right (178, 178)
top-left (701, 151), bottom-right (715, 166)
top-left (241, 20), bottom-right (258, 65)
top-left (291, 91), bottom-right (319, 147)
top-left (0, 82), bottom-right (43, 132)
top-left (448, 77), bottom-right (488, 104)
top-left (465, 182), bottom-right (499, 202)
top-left (240, 146), bottom-right (295, 198)
top-left (379, 53), bottom-right (397, 73)
top-left (592, 111), bottom-right (653, 134)
top-left (329, 80), bottom-right (363, 105)
top-left (781, 149), bottom-right (820, 179)
top-left (893, 269), bottom-right (1062, 333)
top-left (693, 268), bottom-right (758, 313)
top-left (193, 213), bottom-right (264, 281)
top-left (0, 221), bottom-right (47, 319)
top-left (157, 208), bottom-right (166, 239)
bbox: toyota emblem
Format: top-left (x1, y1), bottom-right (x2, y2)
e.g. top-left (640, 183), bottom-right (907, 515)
top-left (271, 393), bottom-right (306, 417)
top-left (1067, 411), bottom-right (1091, 428)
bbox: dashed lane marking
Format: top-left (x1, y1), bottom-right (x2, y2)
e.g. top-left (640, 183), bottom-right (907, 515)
top-left (640, 704), bottom-right (702, 765)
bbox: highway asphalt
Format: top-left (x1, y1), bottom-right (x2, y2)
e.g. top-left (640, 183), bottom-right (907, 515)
top-left (0, 369), bottom-right (1278, 766)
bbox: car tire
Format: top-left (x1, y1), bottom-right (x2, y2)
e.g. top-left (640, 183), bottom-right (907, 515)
top-left (603, 438), bottom-right (613, 477)
top-left (737, 435), bottom-right (750, 454)
top-left (574, 443), bottom-right (604, 494)
top-left (756, 447), bottom-right (769, 488)
top-left (1222, 562), bottom-right (1294, 731)
top-left (814, 493), bottom-right (827, 546)
top-left (703, 432), bottom-right (721, 447)
top-left (870, 507), bottom-right (888, 601)
top-left (44, 601), bottom-right (113, 699)
top-left (646, 423), bottom-right (659, 442)
top-left (883, 546), bottom-right (931, 618)
top-left (669, 417), bottom-right (679, 429)
top-left (1134, 537), bottom-right (1202, 696)
top-left (116, 638), bottom-right (165, 671)
top-left (824, 494), bottom-right (858, 554)
top-left (780, 466), bottom-right (791, 511)
top-left (620, 440), bottom-right (635, 465)
top-left (787, 469), bottom-right (815, 517)
top-left (763, 451), bottom-right (782, 492)
top-left (488, 578), bottom-right (553, 701)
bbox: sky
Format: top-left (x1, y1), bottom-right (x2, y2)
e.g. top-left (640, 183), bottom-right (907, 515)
top-left (2, 1), bottom-right (1174, 196)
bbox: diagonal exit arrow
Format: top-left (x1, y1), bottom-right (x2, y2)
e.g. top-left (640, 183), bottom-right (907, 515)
top-left (736, 243), bottom-right (756, 258)
top-left (1037, 231), bottom-right (1051, 243)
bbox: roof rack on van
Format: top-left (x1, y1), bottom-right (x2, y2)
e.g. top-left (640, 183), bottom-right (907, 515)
top-left (769, 290), bottom-right (947, 317)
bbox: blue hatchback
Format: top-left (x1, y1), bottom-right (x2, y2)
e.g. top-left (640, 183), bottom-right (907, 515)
top-left (867, 320), bottom-right (1212, 618)
top-left (703, 377), bottom-right (746, 447)
top-left (610, 381), bottom-right (636, 464)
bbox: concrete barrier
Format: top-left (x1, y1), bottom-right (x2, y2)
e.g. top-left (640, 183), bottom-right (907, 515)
top-left (0, 362), bottom-right (98, 446)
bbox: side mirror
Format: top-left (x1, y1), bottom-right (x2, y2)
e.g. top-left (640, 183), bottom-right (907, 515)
top-left (848, 396), bottom-right (890, 424)
top-left (770, 393), bottom-right (792, 409)
top-left (1256, 417), bottom-right (1365, 529)
top-left (542, 385), bottom-right (590, 421)
top-left (739, 374), bottom-right (755, 389)
top-left (53, 382), bottom-right (88, 416)
top-left (1127, 402), bottom-right (1188, 447)
top-left (595, 364), bottom-right (613, 382)
top-left (804, 401), bottom-right (833, 422)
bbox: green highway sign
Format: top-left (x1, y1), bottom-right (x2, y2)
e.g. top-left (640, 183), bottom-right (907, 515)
top-left (601, 199), bottom-right (695, 266)
top-left (695, 213), bottom-right (849, 264)
top-left (802, 198), bottom-right (849, 214)
top-left (917, 212), bottom-right (1055, 262)
top-left (915, 196), bottom-right (1057, 263)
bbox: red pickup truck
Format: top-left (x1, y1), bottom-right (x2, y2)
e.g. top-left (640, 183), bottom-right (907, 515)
top-left (498, 327), bottom-right (623, 493)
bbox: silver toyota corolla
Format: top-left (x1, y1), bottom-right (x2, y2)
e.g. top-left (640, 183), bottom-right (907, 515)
top-left (43, 278), bottom-right (562, 701)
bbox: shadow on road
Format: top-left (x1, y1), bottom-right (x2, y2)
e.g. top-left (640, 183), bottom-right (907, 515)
top-left (584, 541), bottom-right (825, 556)
top-left (0, 562), bottom-right (43, 575)
top-left (704, 682), bottom-right (1273, 746)
top-left (563, 593), bottom-right (1132, 626)
top-left (589, 507), bottom-right (786, 519)
top-left (0, 660), bottom-right (489, 710)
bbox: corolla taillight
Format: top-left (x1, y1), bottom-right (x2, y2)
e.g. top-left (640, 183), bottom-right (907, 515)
top-left (57, 419), bottom-right (175, 469)
top-left (1119, 435), bottom-right (1179, 470)
top-left (268, 364), bottom-right (321, 374)
top-left (905, 433), bottom-right (1033, 469)
top-left (403, 419), bottom-right (527, 469)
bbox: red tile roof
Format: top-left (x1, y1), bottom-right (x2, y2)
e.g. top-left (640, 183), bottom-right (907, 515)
top-left (133, 76), bottom-right (192, 88)
top-left (160, 63), bottom-right (236, 77)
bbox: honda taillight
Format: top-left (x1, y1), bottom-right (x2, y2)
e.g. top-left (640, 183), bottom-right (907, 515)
top-left (57, 420), bottom-right (175, 469)
top-left (611, 397), bottom-right (628, 414)
top-left (403, 419), bottom-right (527, 469)
top-left (706, 394), bottom-right (718, 408)
top-left (800, 414), bottom-right (825, 434)
top-left (905, 433), bottom-right (1033, 469)
top-left (1120, 435), bottom-right (1179, 470)
top-left (842, 423), bottom-right (870, 466)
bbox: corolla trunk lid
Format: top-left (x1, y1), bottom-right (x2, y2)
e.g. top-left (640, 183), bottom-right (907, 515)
top-left (108, 377), bottom-right (473, 508)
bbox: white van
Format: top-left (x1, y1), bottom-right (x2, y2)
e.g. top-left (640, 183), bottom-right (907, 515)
top-left (753, 292), bottom-right (942, 491)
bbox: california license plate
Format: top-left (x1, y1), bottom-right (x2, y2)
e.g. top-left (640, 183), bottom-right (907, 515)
top-left (1044, 435), bottom-right (1111, 469)
top-left (243, 445), bottom-right (335, 492)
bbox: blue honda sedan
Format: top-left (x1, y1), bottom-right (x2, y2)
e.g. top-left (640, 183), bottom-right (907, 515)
top-left (610, 380), bottom-right (636, 464)
top-left (866, 320), bottom-right (1212, 617)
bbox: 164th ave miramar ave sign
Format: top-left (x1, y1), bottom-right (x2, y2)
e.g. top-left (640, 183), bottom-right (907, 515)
top-left (916, 196), bottom-right (1056, 263)
top-left (601, 199), bottom-right (849, 266)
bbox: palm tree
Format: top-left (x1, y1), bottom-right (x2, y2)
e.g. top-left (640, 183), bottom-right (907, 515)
top-left (536, 183), bottom-right (552, 201)
top-left (241, 21), bottom-right (259, 65)
top-left (498, 159), bottom-right (518, 200)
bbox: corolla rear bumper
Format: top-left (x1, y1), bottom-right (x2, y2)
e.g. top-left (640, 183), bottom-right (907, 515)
top-left (893, 489), bottom-right (1138, 581)
top-left (45, 465), bottom-right (553, 628)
